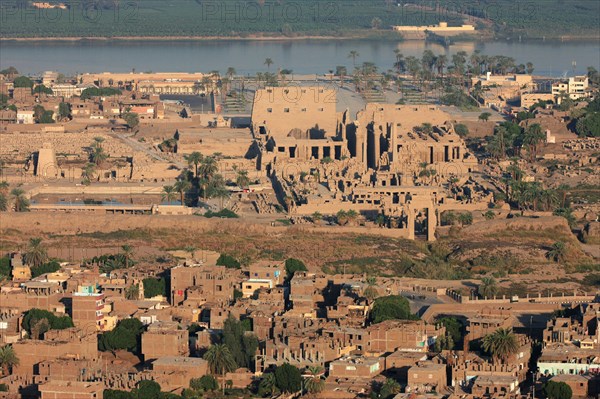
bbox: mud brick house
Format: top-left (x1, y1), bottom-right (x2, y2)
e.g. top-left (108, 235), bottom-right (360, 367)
top-left (141, 321), bottom-right (189, 361)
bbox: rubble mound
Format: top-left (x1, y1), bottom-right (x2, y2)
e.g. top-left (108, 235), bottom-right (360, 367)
top-left (462, 216), bottom-right (571, 237)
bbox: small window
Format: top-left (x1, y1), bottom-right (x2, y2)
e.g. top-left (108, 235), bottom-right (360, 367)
top-left (267, 108), bottom-right (272, 113)
top-left (284, 108), bottom-right (290, 113)
top-left (318, 108), bottom-right (324, 112)
top-left (301, 108), bottom-right (307, 112)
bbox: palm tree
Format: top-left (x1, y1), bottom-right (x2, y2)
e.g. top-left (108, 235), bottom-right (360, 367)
top-left (264, 58), bottom-right (274, 71)
top-left (185, 152), bottom-right (203, 178)
top-left (161, 185), bottom-right (176, 205)
top-left (0, 345), bottom-right (19, 376)
top-left (203, 344), bottom-right (237, 393)
top-left (24, 237), bottom-right (48, 268)
top-left (348, 50), bottom-right (360, 68)
top-left (0, 192), bottom-right (6, 212)
top-left (199, 156), bottom-right (218, 182)
top-left (304, 366), bottom-right (325, 393)
top-left (259, 372), bottom-right (278, 396)
top-left (435, 54), bottom-right (448, 78)
top-left (235, 169), bottom-right (250, 189)
top-left (11, 188), bottom-right (29, 212)
top-left (541, 188), bottom-right (559, 212)
top-left (393, 49), bottom-right (404, 73)
top-left (125, 284), bottom-right (139, 300)
top-left (174, 179), bottom-right (191, 206)
top-left (184, 246), bottom-right (196, 260)
top-left (524, 123), bottom-right (545, 162)
top-left (381, 378), bottom-right (402, 397)
top-left (363, 276), bottom-right (379, 302)
top-left (199, 156), bottom-right (218, 200)
top-left (479, 277), bottom-right (498, 299)
top-left (482, 328), bottom-right (519, 364)
top-left (121, 245), bottom-right (134, 268)
top-left (546, 241), bottom-right (567, 263)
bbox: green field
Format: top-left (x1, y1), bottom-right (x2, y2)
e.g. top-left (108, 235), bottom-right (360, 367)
top-left (0, 0), bottom-right (597, 38)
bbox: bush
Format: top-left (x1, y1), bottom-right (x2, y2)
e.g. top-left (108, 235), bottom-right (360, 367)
top-left (216, 254), bottom-right (241, 269)
top-left (190, 375), bottom-right (219, 391)
top-left (203, 209), bottom-right (239, 218)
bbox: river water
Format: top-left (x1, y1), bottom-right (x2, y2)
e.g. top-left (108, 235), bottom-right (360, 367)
top-left (1, 39), bottom-right (598, 77)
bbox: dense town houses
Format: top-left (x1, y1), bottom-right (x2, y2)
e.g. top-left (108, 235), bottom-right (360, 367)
top-left (0, 61), bottom-right (598, 399)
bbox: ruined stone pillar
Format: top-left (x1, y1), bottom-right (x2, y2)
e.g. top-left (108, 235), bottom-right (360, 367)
top-left (427, 206), bottom-right (437, 241)
top-left (407, 206), bottom-right (415, 240)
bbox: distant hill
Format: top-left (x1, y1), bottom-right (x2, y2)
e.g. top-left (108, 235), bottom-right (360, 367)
top-left (0, 0), bottom-right (597, 39)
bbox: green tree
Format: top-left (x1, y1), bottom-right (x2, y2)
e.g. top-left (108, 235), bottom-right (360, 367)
top-left (304, 366), bottom-right (325, 393)
top-left (264, 58), bottom-right (274, 71)
top-left (0, 345), bottom-right (19, 376)
top-left (22, 309), bottom-right (74, 338)
top-left (58, 102), bottom-right (71, 119)
top-left (479, 277), bottom-right (498, 298)
top-left (190, 375), bottom-right (219, 392)
top-left (13, 76), bottom-right (33, 88)
top-left (30, 260), bottom-right (61, 278)
top-left (34, 84), bottom-right (53, 95)
top-left (235, 168), bottom-right (250, 189)
top-left (203, 344), bottom-right (237, 393)
top-left (479, 112), bottom-right (492, 122)
top-left (546, 241), bottom-right (568, 263)
top-left (285, 258), bottom-right (307, 280)
top-left (222, 315), bottom-right (258, 370)
top-left (134, 380), bottom-right (161, 399)
top-left (10, 188), bottom-right (29, 212)
top-left (90, 137), bottom-right (108, 165)
top-left (123, 112), bottom-right (139, 129)
top-left (348, 50), bottom-right (360, 68)
top-left (454, 123), bottom-right (469, 137)
top-left (379, 378), bottom-right (401, 399)
top-left (363, 276), bottom-right (379, 302)
top-left (369, 295), bottom-right (416, 324)
top-left (174, 179), bottom-right (191, 206)
top-left (24, 237), bottom-right (48, 268)
top-left (216, 254), bottom-right (241, 269)
top-left (543, 380), bottom-right (573, 399)
top-left (185, 152), bottom-right (203, 178)
top-left (121, 245), bottom-right (134, 268)
top-left (125, 284), bottom-right (139, 300)
top-left (143, 277), bottom-right (166, 298)
top-left (553, 207), bottom-right (576, 228)
top-left (258, 373), bottom-right (278, 397)
top-left (482, 328), bottom-right (518, 364)
top-left (161, 185), bottom-right (177, 205)
top-left (98, 318), bottom-right (143, 353)
top-left (437, 317), bottom-right (464, 349)
top-left (458, 212), bottom-right (473, 226)
top-left (274, 363), bottom-right (302, 393)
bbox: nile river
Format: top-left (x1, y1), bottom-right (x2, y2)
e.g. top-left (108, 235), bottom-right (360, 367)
top-left (1, 39), bottom-right (599, 77)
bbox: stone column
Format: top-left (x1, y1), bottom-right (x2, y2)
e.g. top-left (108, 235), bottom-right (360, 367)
top-left (407, 206), bottom-right (415, 240)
